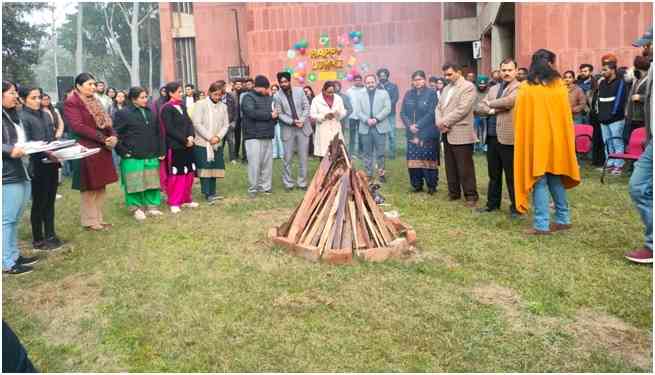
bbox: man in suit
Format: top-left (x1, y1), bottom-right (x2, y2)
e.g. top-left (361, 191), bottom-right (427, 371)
top-left (436, 63), bottom-right (479, 206)
top-left (476, 58), bottom-right (522, 217)
top-left (273, 72), bottom-right (312, 191)
top-left (377, 68), bottom-right (400, 160)
top-left (357, 74), bottom-right (392, 183)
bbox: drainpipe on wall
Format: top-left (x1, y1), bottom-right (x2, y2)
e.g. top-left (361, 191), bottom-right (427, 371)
top-left (232, 8), bottom-right (245, 67)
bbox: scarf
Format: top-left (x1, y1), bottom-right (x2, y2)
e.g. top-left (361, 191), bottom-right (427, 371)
top-left (203, 99), bottom-right (223, 162)
top-left (76, 91), bottom-right (112, 129)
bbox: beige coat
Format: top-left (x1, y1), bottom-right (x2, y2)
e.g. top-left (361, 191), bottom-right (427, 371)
top-left (436, 76), bottom-right (477, 145)
top-left (310, 93), bottom-right (347, 157)
top-left (192, 98), bottom-right (230, 161)
top-left (476, 79), bottom-right (521, 145)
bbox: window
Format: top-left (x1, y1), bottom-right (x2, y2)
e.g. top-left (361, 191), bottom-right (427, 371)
top-left (172, 2), bottom-right (193, 14)
top-left (174, 38), bottom-right (197, 86)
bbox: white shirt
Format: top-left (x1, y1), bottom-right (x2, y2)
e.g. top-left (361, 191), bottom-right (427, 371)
top-left (185, 96), bottom-right (195, 109)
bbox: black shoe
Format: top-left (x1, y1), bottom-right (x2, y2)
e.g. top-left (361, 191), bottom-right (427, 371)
top-left (379, 175), bottom-right (387, 183)
top-left (476, 207), bottom-right (499, 213)
top-left (411, 187), bottom-right (424, 193)
top-left (284, 186), bottom-right (294, 192)
top-left (298, 186), bottom-right (307, 191)
top-left (3, 264), bottom-right (33, 275)
top-left (17, 255), bottom-right (39, 266)
top-left (45, 237), bottom-right (65, 251)
top-left (32, 241), bottom-right (48, 251)
top-left (263, 190), bottom-right (273, 195)
top-left (427, 188), bottom-right (436, 195)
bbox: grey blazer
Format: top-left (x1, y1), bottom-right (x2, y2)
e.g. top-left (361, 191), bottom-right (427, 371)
top-left (357, 89), bottom-right (392, 135)
top-left (273, 87), bottom-right (312, 139)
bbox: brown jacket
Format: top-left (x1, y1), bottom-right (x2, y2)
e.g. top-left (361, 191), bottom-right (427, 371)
top-left (477, 79), bottom-right (520, 145)
top-left (567, 85), bottom-right (586, 115)
top-left (436, 76), bottom-right (477, 145)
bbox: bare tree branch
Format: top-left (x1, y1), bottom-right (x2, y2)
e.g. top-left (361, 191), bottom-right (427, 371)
top-left (116, 2), bottom-right (131, 26)
top-left (104, 4), bottom-right (130, 73)
top-left (138, 4), bottom-right (158, 26)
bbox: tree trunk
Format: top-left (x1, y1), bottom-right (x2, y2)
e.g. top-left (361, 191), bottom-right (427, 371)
top-left (75, 3), bottom-right (83, 73)
top-left (130, 2), bottom-right (140, 86)
top-left (148, 17), bottom-right (153, 91)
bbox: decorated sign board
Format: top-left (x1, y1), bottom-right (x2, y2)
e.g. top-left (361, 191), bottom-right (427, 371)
top-left (283, 31), bottom-right (369, 83)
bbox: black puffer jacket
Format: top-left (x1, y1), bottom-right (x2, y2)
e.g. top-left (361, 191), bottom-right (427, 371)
top-left (2, 108), bottom-right (29, 184)
top-left (114, 104), bottom-right (165, 158)
top-left (241, 91), bottom-right (275, 140)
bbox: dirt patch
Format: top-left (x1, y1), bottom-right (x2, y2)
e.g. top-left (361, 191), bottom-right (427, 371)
top-left (273, 290), bottom-right (335, 311)
top-left (406, 248), bottom-right (460, 268)
top-left (471, 284), bottom-right (524, 331)
top-left (566, 308), bottom-right (653, 371)
top-left (10, 273), bottom-right (104, 346)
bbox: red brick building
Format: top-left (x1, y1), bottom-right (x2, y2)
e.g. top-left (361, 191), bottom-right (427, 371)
top-left (159, 2), bottom-right (652, 96)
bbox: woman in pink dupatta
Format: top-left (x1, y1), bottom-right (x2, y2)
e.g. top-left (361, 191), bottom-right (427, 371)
top-left (158, 82), bottom-right (198, 213)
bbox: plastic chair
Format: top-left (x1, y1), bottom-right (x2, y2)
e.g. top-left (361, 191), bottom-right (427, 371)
top-left (575, 124), bottom-right (594, 158)
top-left (601, 127), bottom-right (647, 183)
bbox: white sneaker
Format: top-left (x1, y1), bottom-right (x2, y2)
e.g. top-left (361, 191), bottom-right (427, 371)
top-left (170, 206), bottom-right (181, 214)
top-left (147, 209), bottom-right (164, 216)
top-left (182, 202), bottom-right (199, 208)
top-left (133, 209), bottom-right (147, 221)
top-left (55, 194), bottom-right (63, 200)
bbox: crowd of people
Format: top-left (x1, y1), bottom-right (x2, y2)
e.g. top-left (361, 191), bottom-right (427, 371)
top-left (2, 27), bottom-right (652, 276)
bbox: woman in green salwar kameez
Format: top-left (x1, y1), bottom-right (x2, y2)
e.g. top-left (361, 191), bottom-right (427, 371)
top-left (113, 87), bottom-right (166, 220)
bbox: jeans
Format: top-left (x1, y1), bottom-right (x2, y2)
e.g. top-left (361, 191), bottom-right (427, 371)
top-left (3, 182), bottom-right (30, 270)
top-left (532, 174), bottom-right (570, 231)
top-left (474, 116), bottom-right (488, 152)
top-left (387, 114), bottom-right (397, 158)
top-left (600, 119), bottom-right (625, 168)
top-left (573, 114), bottom-right (586, 124)
top-left (629, 142), bottom-right (653, 249)
top-left (222, 125), bottom-right (237, 161)
top-left (272, 123), bottom-right (284, 159)
top-left (361, 127), bottom-right (387, 178)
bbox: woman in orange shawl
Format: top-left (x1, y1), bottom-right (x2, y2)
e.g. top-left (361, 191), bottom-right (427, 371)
top-left (513, 49), bottom-right (581, 235)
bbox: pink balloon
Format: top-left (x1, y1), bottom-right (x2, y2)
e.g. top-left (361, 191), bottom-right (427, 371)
top-left (346, 74), bottom-right (354, 81)
top-left (298, 77), bottom-right (305, 84)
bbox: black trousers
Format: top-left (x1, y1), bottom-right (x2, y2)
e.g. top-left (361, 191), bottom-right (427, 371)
top-left (485, 136), bottom-right (516, 211)
top-left (30, 161), bottom-right (59, 242)
top-left (234, 118), bottom-right (242, 159)
top-left (443, 136), bottom-right (478, 201)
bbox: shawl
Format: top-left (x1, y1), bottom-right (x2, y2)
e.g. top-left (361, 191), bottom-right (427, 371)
top-left (76, 91), bottom-right (112, 129)
top-left (513, 80), bottom-right (581, 214)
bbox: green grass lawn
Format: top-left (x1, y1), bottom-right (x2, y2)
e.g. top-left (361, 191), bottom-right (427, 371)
top-left (3, 132), bottom-right (652, 372)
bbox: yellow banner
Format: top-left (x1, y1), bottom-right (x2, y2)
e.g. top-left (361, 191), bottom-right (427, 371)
top-left (318, 71), bottom-right (338, 81)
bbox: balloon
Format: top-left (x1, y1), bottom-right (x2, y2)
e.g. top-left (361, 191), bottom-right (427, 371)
top-left (297, 61), bottom-right (306, 69)
top-left (353, 43), bottom-right (365, 53)
top-left (285, 67), bottom-right (294, 74)
top-left (293, 72), bottom-right (301, 79)
top-left (299, 38), bottom-right (308, 48)
top-left (319, 33), bottom-right (330, 47)
top-left (287, 49), bottom-right (296, 59)
top-left (346, 74), bottom-right (354, 81)
top-left (352, 36), bottom-right (360, 44)
top-left (299, 47), bottom-right (306, 55)
top-left (308, 72), bottom-right (317, 82)
top-left (360, 63), bottom-right (369, 73)
top-left (337, 71), bottom-right (346, 80)
top-left (298, 77), bottom-right (305, 84)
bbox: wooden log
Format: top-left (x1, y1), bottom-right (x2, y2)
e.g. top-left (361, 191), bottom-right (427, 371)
top-left (342, 203), bottom-right (353, 250)
top-left (306, 185), bottom-right (339, 246)
top-left (356, 247), bottom-right (393, 262)
top-left (287, 155), bottom-right (333, 242)
top-left (350, 170), bottom-right (373, 248)
top-left (348, 200), bottom-right (361, 249)
top-left (318, 183), bottom-right (342, 254)
top-left (294, 243), bottom-right (321, 262)
top-left (330, 174), bottom-right (350, 249)
top-left (356, 171), bottom-right (395, 244)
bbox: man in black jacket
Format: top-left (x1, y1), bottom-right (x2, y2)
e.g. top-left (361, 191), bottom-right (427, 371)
top-left (593, 61), bottom-right (628, 175)
top-left (241, 75), bottom-right (277, 198)
top-left (377, 68), bottom-right (399, 159)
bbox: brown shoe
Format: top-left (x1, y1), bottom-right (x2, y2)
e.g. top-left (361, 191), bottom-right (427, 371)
top-left (549, 223), bottom-right (572, 232)
top-left (524, 228), bottom-right (552, 235)
top-left (448, 196), bottom-right (461, 201)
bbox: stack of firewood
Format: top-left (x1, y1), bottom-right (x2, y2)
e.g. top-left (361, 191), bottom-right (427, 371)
top-left (269, 136), bottom-right (416, 264)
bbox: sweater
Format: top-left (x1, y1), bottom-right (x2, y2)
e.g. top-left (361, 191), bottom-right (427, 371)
top-left (161, 102), bottom-right (195, 150)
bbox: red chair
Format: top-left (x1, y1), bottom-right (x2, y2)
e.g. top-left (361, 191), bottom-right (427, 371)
top-left (575, 124), bottom-right (594, 158)
top-left (601, 127), bottom-right (647, 183)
